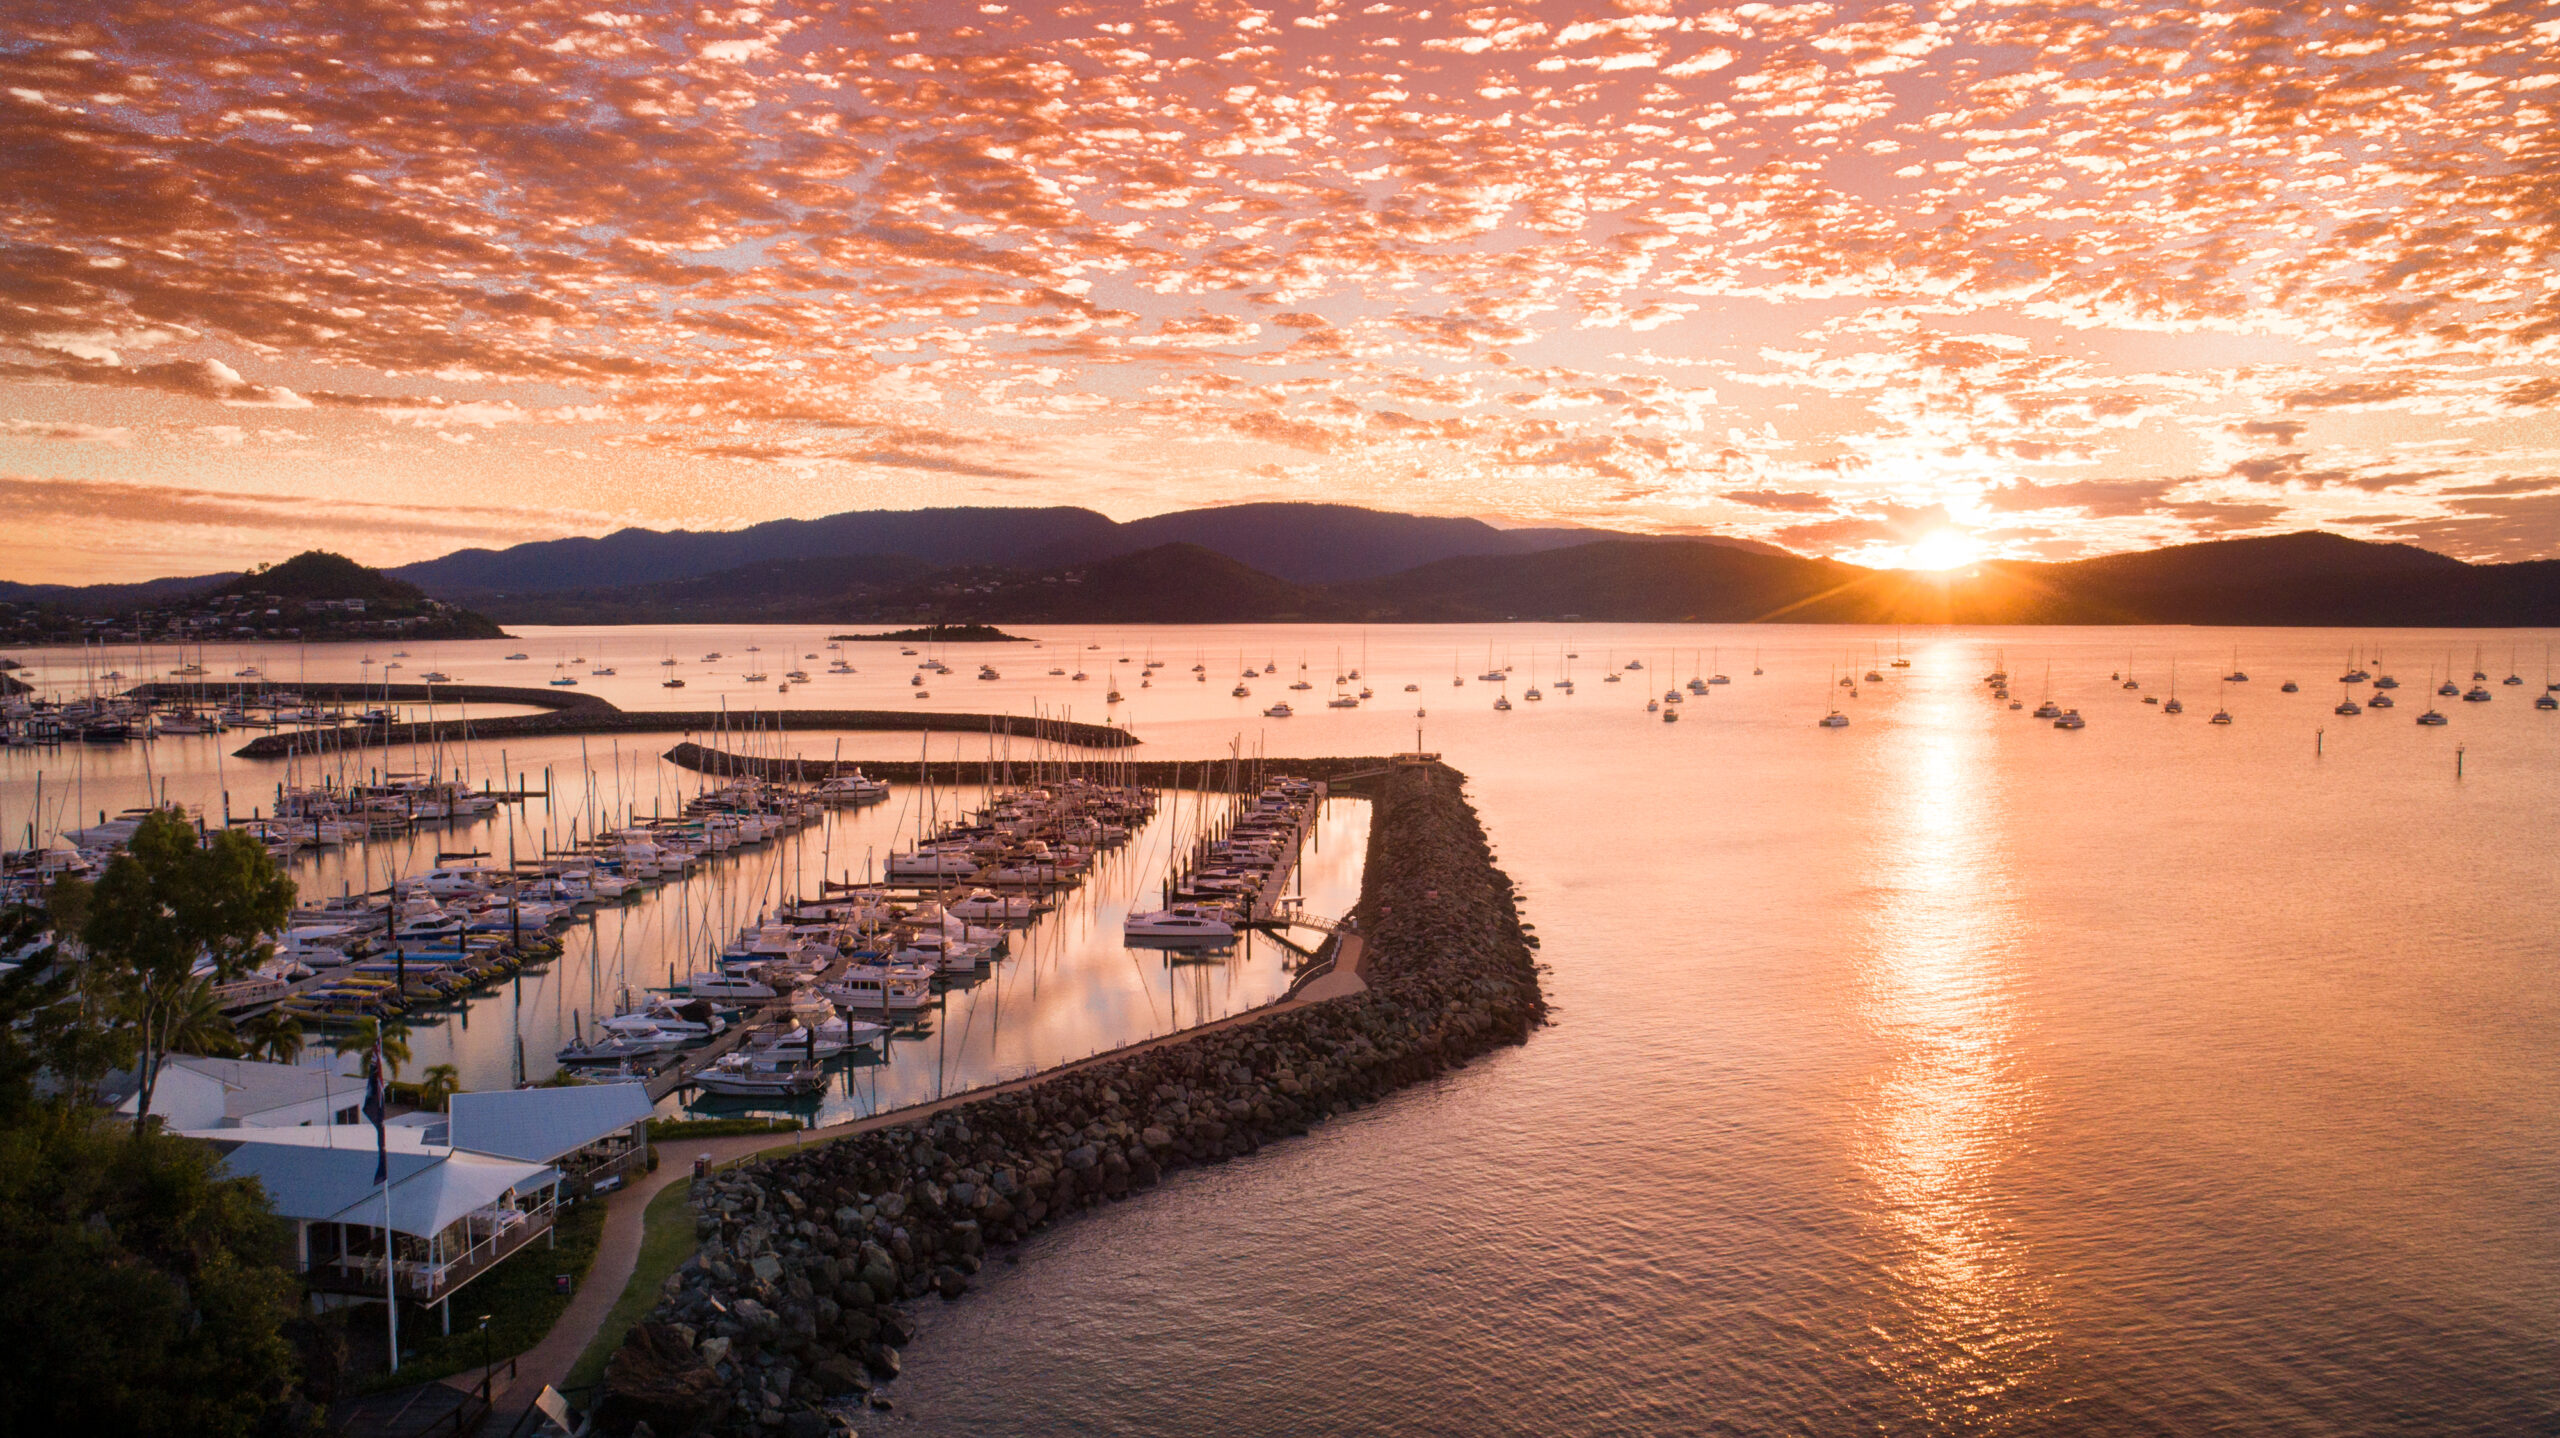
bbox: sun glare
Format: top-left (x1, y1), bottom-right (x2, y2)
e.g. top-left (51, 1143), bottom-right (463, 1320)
top-left (1905, 529), bottom-right (1981, 571)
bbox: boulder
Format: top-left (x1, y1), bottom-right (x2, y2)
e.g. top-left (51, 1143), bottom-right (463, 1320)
top-left (594, 1323), bottom-right (723, 1438)
top-left (812, 1352), bottom-right (868, 1395)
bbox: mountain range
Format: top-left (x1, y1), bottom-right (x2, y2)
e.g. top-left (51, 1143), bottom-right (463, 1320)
top-left (387, 501), bottom-right (1777, 593)
top-left (4, 504), bottom-right (2554, 629)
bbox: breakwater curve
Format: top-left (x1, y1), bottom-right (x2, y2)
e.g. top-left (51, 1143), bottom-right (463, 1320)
top-left (592, 761), bottom-right (1544, 1436)
top-left (131, 682), bottom-right (1141, 758)
top-left (660, 741), bottom-right (1397, 790)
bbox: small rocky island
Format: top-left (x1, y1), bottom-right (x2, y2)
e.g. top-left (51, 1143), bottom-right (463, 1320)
top-left (826, 624), bottom-right (1029, 643)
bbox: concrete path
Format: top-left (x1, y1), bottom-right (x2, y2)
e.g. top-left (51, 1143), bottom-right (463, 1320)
top-left (488, 932), bottom-right (1367, 1426)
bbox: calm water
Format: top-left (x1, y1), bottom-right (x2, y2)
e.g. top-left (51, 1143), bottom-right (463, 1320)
top-left (11, 624), bottom-right (2558, 1431)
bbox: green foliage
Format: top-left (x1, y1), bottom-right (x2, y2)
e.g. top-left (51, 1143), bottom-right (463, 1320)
top-left (644, 1114), bottom-right (802, 1139)
top-left (417, 1063), bottom-right (461, 1114)
top-left (240, 1007), bottom-right (306, 1065)
top-left (330, 1016), bottom-right (414, 1080)
top-left (0, 1107), bottom-right (303, 1438)
top-left (76, 810), bottom-right (295, 1130)
top-left (0, 869), bottom-right (311, 1436)
top-left (166, 975), bottom-right (245, 1058)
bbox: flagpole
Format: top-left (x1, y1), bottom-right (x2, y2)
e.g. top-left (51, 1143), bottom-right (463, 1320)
top-left (384, 1168), bottom-right (398, 1372)
top-left (367, 1037), bottom-right (399, 1373)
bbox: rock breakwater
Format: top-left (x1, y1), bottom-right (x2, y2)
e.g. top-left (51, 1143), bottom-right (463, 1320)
top-left (595, 762), bottom-right (1543, 1437)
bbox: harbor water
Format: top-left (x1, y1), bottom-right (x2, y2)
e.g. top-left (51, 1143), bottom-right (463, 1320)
top-left (6, 623), bottom-right (2557, 1432)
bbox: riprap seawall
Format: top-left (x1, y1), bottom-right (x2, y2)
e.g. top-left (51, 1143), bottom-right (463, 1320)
top-left (596, 761), bottom-right (1543, 1437)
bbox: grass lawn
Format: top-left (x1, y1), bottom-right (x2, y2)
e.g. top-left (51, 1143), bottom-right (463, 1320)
top-left (646, 1115), bottom-right (802, 1140)
top-left (356, 1196), bottom-right (609, 1392)
top-left (566, 1178), bottom-right (699, 1392)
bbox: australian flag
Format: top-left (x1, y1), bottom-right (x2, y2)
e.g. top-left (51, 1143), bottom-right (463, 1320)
top-left (362, 1041), bottom-right (389, 1184)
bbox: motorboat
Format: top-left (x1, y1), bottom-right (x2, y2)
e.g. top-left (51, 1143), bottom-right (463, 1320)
top-left (2463, 686), bottom-right (2491, 702)
top-left (2280, 680), bottom-right (2299, 692)
top-left (693, 1052), bottom-right (828, 1097)
top-left (746, 1015), bottom-right (882, 1061)
top-left (825, 964), bottom-right (934, 1014)
top-left (600, 996), bottom-right (724, 1041)
top-left (2416, 709), bottom-right (2449, 726)
top-left (946, 888), bottom-right (1039, 922)
top-left (686, 971), bottom-right (777, 1002)
top-left (2335, 697), bottom-right (2362, 715)
top-left (2052, 709), bottom-right (2085, 729)
top-left (813, 772), bottom-right (890, 805)
top-left (1817, 710), bottom-right (1849, 728)
top-left (1264, 702), bottom-right (1293, 718)
top-left (1123, 905), bottom-right (1238, 944)
top-left (557, 1028), bottom-right (684, 1064)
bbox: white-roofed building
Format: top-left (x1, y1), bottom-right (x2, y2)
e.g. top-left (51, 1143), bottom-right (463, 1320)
top-left (446, 1081), bottom-right (652, 1183)
top-left (204, 1125), bottom-right (561, 1324)
top-left (116, 1053), bottom-right (368, 1130)
top-left (187, 1081), bottom-right (654, 1329)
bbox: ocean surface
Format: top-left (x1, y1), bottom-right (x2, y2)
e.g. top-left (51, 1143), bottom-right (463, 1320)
top-left (10, 623), bottom-right (2557, 1432)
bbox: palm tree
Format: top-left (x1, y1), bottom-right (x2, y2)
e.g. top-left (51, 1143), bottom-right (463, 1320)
top-left (239, 1008), bottom-right (304, 1065)
top-left (417, 1063), bottom-right (461, 1114)
top-left (160, 976), bottom-right (242, 1059)
top-left (330, 1016), bottom-right (413, 1080)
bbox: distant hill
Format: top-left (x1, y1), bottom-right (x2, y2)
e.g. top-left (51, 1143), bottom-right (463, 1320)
top-left (1345, 531), bottom-right (2560, 626)
top-left (217, 550), bottom-right (436, 605)
top-left (0, 572), bottom-right (235, 613)
top-left (17, 528), bottom-right (2555, 633)
top-left (1023, 502), bottom-right (1777, 583)
top-left (2, 550), bottom-right (507, 645)
top-left (392, 501), bottom-right (1768, 596)
top-left (470, 554), bottom-right (947, 626)
top-left (969, 543), bottom-right (1342, 623)
top-left (394, 506), bottom-right (1118, 595)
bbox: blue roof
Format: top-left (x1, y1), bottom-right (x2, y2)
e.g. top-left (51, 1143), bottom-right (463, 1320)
top-left (447, 1083), bottom-right (652, 1164)
top-left (210, 1141), bottom-right (442, 1224)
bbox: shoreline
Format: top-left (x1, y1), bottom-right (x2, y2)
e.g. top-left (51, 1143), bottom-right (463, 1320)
top-left (586, 761), bottom-right (1542, 1437)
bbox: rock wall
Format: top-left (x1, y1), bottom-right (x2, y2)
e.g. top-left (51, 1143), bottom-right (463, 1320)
top-left (595, 762), bottom-right (1544, 1437)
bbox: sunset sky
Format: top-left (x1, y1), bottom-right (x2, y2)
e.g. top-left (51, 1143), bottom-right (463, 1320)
top-left (4, 0), bottom-right (2556, 582)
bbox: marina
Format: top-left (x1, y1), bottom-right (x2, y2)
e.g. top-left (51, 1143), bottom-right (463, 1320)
top-left (3, 622), bottom-right (2554, 1436)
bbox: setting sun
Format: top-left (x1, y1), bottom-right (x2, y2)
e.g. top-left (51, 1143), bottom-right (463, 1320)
top-left (1904, 530), bottom-right (1983, 571)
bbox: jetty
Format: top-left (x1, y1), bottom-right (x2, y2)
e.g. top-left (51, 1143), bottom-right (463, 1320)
top-left (115, 683), bottom-right (1134, 758)
top-left (659, 743), bottom-right (1392, 790)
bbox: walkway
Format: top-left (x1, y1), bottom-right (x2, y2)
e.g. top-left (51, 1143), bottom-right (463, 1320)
top-left (486, 930), bottom-right (1367, 1428)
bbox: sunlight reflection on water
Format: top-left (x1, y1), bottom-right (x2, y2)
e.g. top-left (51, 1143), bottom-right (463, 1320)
top-left (1852, 674), bottom-right (2049, 1420)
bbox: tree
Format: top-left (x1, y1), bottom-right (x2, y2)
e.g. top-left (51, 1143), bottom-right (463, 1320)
top-left (417, 1063), bottom-right (461, 1113)
top-left (163, 976), bottom-right (243, 1059)
top-left (239, 1008), bottom-right (305, 1066)
top-left (0, 1106), bottom-right (302, 1437)
top-left (78, 810), bottom-right (295, 1132)
top-left (330, 1016), bottom-right (413, 1080)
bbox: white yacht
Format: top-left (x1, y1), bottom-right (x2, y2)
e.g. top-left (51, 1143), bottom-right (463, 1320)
top-left (1123, 905), bottom-right (1239, 944)
top-left (686, 971), bottom-right (777, 1002)
top-left (814, 772), bottom-right (890, 805)
top-left (693, 1052), bottom-right (827, 1097)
